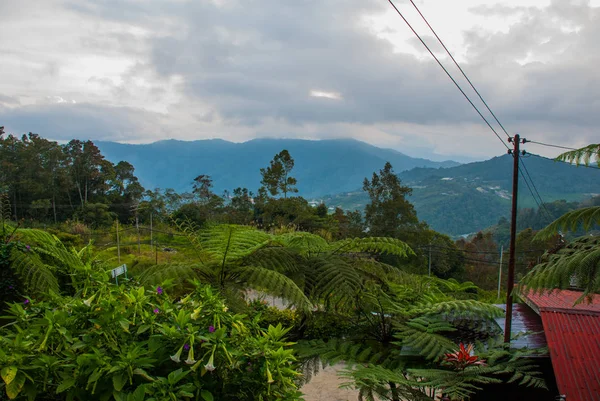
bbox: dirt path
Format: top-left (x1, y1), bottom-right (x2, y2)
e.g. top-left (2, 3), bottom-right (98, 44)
top-left (300, 364), bottom-right (359, 401)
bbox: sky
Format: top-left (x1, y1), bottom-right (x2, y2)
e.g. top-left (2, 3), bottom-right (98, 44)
top-left (1, 0), bottom-right (599, 162)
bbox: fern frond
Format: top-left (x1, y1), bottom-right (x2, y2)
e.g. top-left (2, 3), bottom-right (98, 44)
top-left (555, 143), bottom-right (600, 167)
top-left (396, 316), bottom-right (457, 361)
top-left (415, 300), bottom-right (503, 321)
top-left (138, 262), bottom-right (202, 288)
top-left (535, 206), bottom-right (600, 239)
top-left (274, 232), bottom-right (329, 256)
top-left (9, 250), bottom-right (60, 295)
top-left (340, 365), bottom-right (432, 401)
top-left (235, 265), bottom-right (312, 311)
top-left (200, 225), bottom-right (272, 265)
top-left (308, 255), bottom-right (362, 309)
top-left (520, 236), bottom-right (600, 300)
top-left (329, 237), bottom-right (414, 258)
top-left (242, 246), bottom-right (301, 274)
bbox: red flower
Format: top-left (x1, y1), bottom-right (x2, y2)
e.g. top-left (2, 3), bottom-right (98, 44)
top-left (443, 343), bottom-right (486, 370)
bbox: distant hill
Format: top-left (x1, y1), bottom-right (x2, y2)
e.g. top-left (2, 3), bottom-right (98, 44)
top-left (95, 138), bottom-right (459, 198)
top-left (323, 154), bottom-right (600, 236)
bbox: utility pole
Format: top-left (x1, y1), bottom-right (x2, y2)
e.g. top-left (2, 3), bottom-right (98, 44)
top-left (504, 134), bottom-right (523, 344)
top-left (150, 212), bottom-right (153, 249)
top-left (497, 245), bottom-right (503, 300)
top-left (428, 243), bottom-right (432, 276)
top-left (116, 219), bottom-right (121, 264)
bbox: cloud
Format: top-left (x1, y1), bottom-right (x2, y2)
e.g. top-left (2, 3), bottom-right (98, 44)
top-left (0, 103), bottom-right (166, 142)
top-left (0, 0), bottom-right (598, 160)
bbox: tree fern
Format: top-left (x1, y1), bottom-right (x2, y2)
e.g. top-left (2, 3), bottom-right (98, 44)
top-left (8, 250), bottom-right (60, 295)
top-left (415, 300), bottom-right (503, 321)
top-left (328, 237), bottom-right (415, 258)
top-left (520, 236), bottom-right (600, 300)
top-left (235, 265), bottom-right (311, 311)
top-left (535, 206), bottom-right (600, 240)
top-left (396, 316), bottom-right (457, 361)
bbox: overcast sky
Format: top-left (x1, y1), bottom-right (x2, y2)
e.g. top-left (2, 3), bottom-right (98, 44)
top-left (1, 0), bottom-right (598, 161)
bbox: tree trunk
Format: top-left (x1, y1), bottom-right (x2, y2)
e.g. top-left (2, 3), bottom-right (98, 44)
top-left (52, 194), bottom-right (57, 224)
top-left (13, 191), bottom-right (17, 221)
top-left (389, 382), bottom-right (400, 401)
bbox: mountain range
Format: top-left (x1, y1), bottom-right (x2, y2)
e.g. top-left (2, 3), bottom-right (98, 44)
top-left (96, 138), bottom-right (599, 236)
top-left (323, 154), bottom-right (599, 235)
top-left (96, 138), bottom-right (458, 198)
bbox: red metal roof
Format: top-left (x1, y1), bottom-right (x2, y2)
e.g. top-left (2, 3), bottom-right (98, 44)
top-left (541, 311), bottom-right (600, 401)
top-left (524, 289), bottom-right (600, 313)
top-left (523, 289), bottom-right (600, 401)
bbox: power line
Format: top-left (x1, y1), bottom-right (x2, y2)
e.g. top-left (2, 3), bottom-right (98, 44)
top-left (525, 140), bottom-right (577, 151)
top-left (391, 0), bottom-right (557, 232)
top-left (406, 0), bottom-right (555, 223)
top-left (407, 0), bottom-right (510, 140)
top-left (385, 0), bottom-right (509, 151)
top-left (518, 158), bottom-right (555, 224)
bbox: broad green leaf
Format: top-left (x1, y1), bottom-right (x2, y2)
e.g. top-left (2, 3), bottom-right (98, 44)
top-left (201, 390), bottom-right (214, 401)
top-left (56, 378), bottom-right (76, 394)
top-left (6, 372), bottom-right (26, 399)
top-left (119, 320), bottom-right (130, 333)
top-left (113, 373), bottom-right (127, 392)
top-left (136, 325), bottom-right (150, 335)
top-left (132, 384), bottom-right (146, 401)
top-left (133, 368), bottom-right (154, 382)
top-left (1, 366), bottom-right (17, 385)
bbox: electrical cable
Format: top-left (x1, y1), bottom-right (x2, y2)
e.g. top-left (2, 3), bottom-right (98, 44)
top-left (407, 0), bottom-right (510, 140)
top-left (387, 0), bottom-right (556, 221)
top-left (525, 140), bottom-right (577, 151)
top-left (385, 0), bottom-right (509, 150)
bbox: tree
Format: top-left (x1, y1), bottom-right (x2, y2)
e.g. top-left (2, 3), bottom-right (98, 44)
top-left (192, 174), bottom-right (214, 203)
top-left (63, 139), bottom-right (108, 208)
top-left (363, 162), bottom-right (419, 239)
top-left (260, 150), bottom-right (298, 198)
top-left (139, 224), bottom-right (312, 311)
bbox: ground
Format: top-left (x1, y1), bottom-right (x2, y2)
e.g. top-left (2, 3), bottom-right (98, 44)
top-left (300, 364), bottom-right (358, 401)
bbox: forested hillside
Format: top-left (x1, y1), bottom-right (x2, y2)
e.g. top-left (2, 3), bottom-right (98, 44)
top-left (95, 138), bottom-right (458, 197)
top-left (324, 154), bottom-right (599, 235)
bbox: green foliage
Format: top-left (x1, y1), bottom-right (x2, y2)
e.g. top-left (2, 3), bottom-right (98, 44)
top-left (362, 162), bottom-right (419, 238)
top-left (535, 206), bottom-right (600, 240)
top-left (139, 224), bottom-right (312, 311)
top-left (0, 281), bottom-right (303, 401)
top-left (520, 236), bottom-right (600, 301)
top-left (260, 150), bottom-right (298, 198)
top-left (73, 203), bottom-right (116, 228)
top-left (0, 132), bottom-right (144, 224)
top-left (555, 143), bottom-right (599, 167)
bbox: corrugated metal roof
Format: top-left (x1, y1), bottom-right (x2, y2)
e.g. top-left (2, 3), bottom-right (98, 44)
top-left (524, 289), bottom-right (600, 313)
top-left (541, 311), bottom-right (600, 401)
top-left (523, 289), bottom-right (600, 401)
top-left (494, 304), bottom-right (547, 350)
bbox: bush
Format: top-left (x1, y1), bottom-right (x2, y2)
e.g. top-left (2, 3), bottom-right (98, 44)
top-left (0, 281), bottom-right (303, 401)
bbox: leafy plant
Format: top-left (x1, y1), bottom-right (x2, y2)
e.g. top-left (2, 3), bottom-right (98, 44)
top-left (0, 278), bottom-right (303, 400)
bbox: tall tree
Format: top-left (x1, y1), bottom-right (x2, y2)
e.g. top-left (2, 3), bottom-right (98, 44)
top-left (260, 150), bottom-right (298, 198)
top-left (363, 162), bottom-right (419, 238)
top-left (192, 174), bottom-right (214, 203)
top-left (63, 140), bottom-right (107, 208)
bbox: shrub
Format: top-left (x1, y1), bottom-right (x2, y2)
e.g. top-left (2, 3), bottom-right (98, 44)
top-left (0, 280), bottom-right (303, 401)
